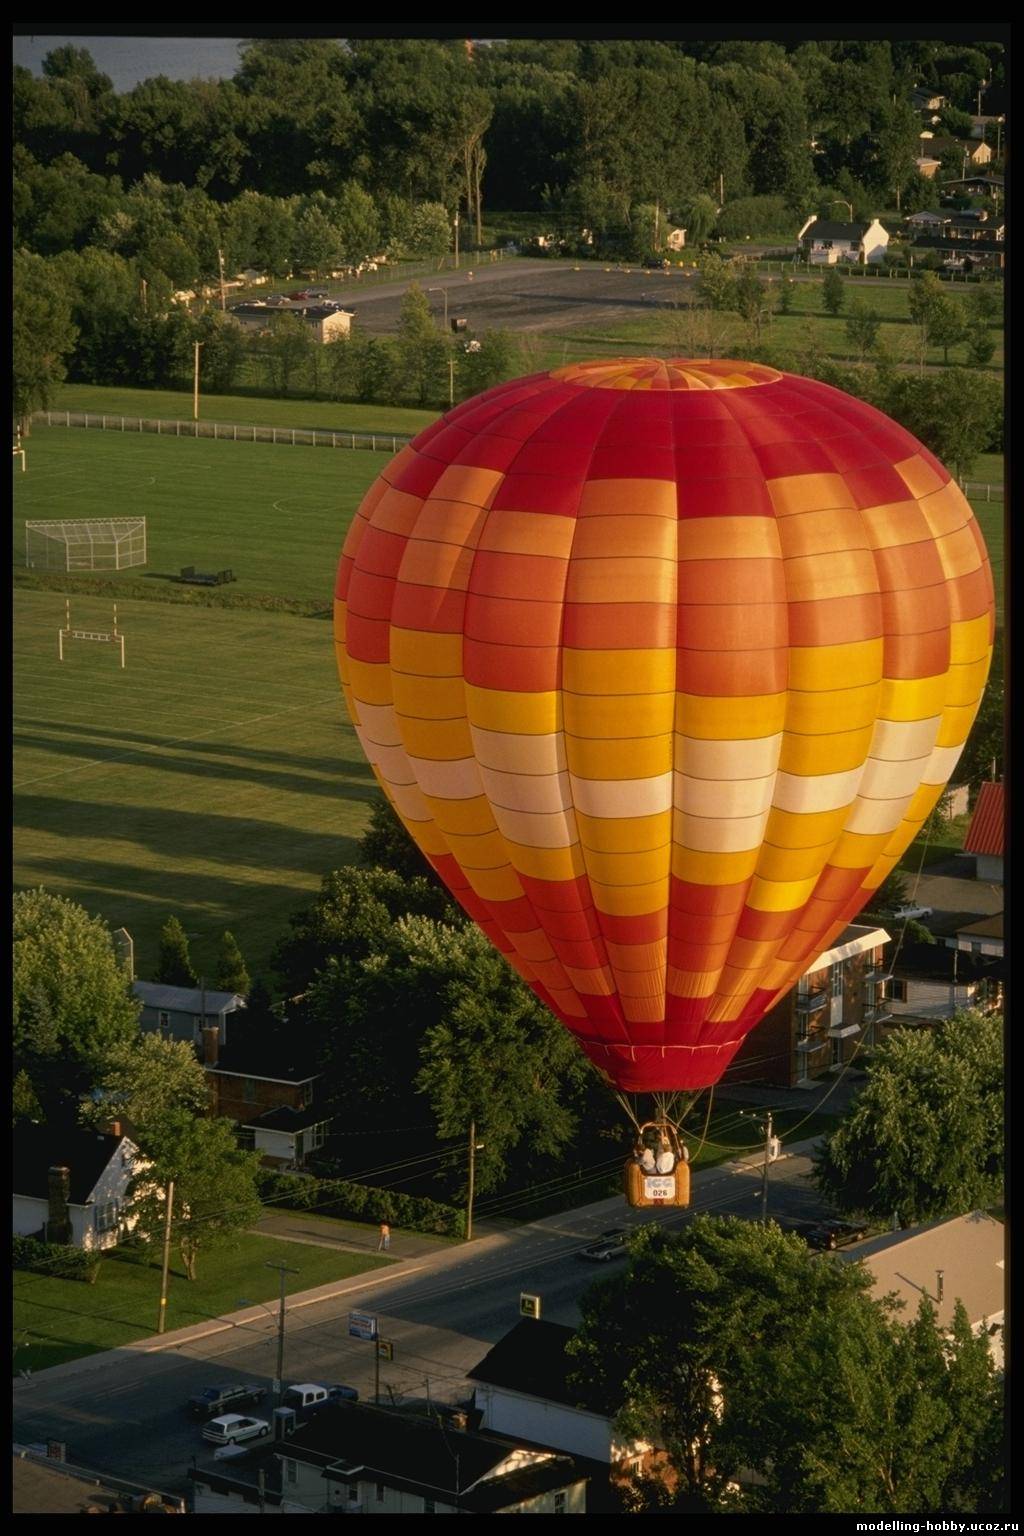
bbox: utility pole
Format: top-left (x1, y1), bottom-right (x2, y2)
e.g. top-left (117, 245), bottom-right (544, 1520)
top-left (761, 1111), bottom-right (774, 1225)
top-left (140, 277), bottom-right (148, 314)
top-left (218, 248), bottom-right (227, 312)
top-left (265, 1261), bottom-right (300, 1406)
top-left (718, 171), bottom-right (724, 205)
top-left (465, 1120), bottom-right (486, 1241)
top-left (156, 1179), bottom-right (175, 1334)
top-left (454, 210), bottom-right (460, 270)
top-left (448, 357), bottom-right (455, 408)
top-left (193, 341), bottom-right (204, 421)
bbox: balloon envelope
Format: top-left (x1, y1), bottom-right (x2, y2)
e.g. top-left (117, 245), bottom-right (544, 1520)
top-left (334, 359), bottom-right (994, 1091)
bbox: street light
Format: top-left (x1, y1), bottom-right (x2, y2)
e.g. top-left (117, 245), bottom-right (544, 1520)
top-left (239, 1262), bottom-right (299, 1408)
top-left (828, 199), bottom-right (854, 223)
top-left (193, 341), bottom-right (205, 422)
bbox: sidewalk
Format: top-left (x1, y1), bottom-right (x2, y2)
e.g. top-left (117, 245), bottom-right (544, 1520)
top-left (250, 1211), bottom-right (459, 1261)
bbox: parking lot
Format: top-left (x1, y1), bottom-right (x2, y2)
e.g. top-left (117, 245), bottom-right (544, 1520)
top-left (337, 259), bottom-right (702, 337)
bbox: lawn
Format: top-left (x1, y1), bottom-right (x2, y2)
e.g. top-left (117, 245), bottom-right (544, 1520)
top-left (49, 382), bottom-right (440, 439)
top-left (13, 429), bottom-right (392, 976)
top-left (13, 1231), bottom-right (393, 1376)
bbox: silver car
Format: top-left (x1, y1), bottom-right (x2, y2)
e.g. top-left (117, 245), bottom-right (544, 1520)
top-left (202, 1413), bottom-right (271, 1445)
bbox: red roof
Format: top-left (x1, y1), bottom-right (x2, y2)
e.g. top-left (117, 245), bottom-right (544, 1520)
top-left (964, 781), bottom-right (1004, 857)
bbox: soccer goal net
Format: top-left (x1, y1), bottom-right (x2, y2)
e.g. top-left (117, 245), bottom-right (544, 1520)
top-left (25, 518), bottom-right (147, 572)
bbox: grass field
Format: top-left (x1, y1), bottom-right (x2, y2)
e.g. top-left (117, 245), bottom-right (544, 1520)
top-left (13, 1231), bottom-right (392, 1375)
top-left (12, 419), bottom-right (1003, 984)
top-left (13, 428), bottom-right (388, 979)
top-left (48, 383), bottom-right (440, 438)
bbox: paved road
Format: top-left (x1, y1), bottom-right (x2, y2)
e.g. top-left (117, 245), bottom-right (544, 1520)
top-left (13, 1144), bottom-right (831, 1496)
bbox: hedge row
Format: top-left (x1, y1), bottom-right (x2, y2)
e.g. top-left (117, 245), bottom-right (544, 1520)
top-left (13, 1233), bottom-right (103, 1283)
top-left (13, 568), bottom-right (332, 617)
top-left (258, 1170), bottom-right (465, 1239)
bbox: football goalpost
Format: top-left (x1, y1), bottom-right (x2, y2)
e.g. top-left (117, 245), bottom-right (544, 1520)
top-left (58, 600), bottom-right (126, 669)
top-left (13, 430), bottom-right (25, 472)
top-left (25, 517), bottom-right (147, 571)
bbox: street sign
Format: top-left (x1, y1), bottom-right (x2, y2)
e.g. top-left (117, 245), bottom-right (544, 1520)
top-left (377, 1339), bottom-right (394, 1361)
top-left (349, 1311), bottom-right (378, 1340)
top-left (520, 1293), bottom-right (541, 1320)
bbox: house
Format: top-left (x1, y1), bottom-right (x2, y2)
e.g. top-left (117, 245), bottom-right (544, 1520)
top-left (906, 209), bottom-right (948, 229)
top-left (841, 1211), bottom-right (1005, 1369)
top-left (270, 1401), bottom-right (587, 1514)
top-left (916, 157), bottom-right (943, 180)
top-left (911, 88), bottom-right (947, 112)
top-left (884, 941), bottom-right (1002, 1022)
top-left (133, 980), bottom-right (246, 1048)
top-left (469, 1318), bottom-right (665, 1505)
top-left (13, 1122), bottom-right (143, 1251)
top-left (228, 303), bottom-right (353, 343)
top-left (911, 235), bottom-right (1004, 271)
top-left (727, 923), bottom-right (891, 1090)
top-left (946, 912), bottom-right (1003, 959)
top-left (946, 213), bottom-right (1003, 241)
top-left (969, 114), bottom-right (1004, 143)
top-left (198, 1026), bottom-right (327, 1167)
top-left (237, 1103), bottom-right (332, 1169)
top-left (665, 227), bottom-right (687, 251)
top-left (942, 174), bottom-right (1004, 197)
top-left (929, 137), bottom-right (994, 168)
top-left (797, 216), bottom-right (890, 265)
top-left (963, 781), bottom-right (1004, 882)
top-left (13, 1449), bottom-right (186, 1515)
top-left (238, 268), bottom-right (269, 285)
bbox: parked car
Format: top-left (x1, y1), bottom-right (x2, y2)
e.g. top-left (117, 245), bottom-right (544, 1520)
top-left (802, 1220), bottom-right (871, 1252)
top-left (186, 1384), bottom-right (266, 1420)
top-left (577, 1235), bottom-right (628, 1263)
top-left (202, 1414), bottom-right (271, 1446)
top-left (287, 290), bottom-right (311, 301)
top-left (893, 904), bottom-right (933, 920)
top-left (327, 1384), bottom-right (359, 1404)
top-left (305, 286), bottom-right (330, 298)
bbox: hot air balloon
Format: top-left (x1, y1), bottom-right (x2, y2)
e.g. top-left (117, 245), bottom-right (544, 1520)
top-left (333, 358), bottom-right (993, 1169)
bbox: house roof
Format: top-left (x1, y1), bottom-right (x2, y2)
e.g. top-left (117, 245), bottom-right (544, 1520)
top-left (955, 913), bottom-right (1003, 941)
top-left (910, 872), bottom-right (1004, 917)
top-left (912, 235), bottom-right (1003, 253)
top-left (242, 1103), bottom-right (331, 1134)
top-left (803, 220), bottom-right (871, 241)
top-left (942, 175), bottom-right (1003, 188)
top-left (888, 940), bottom-right (1002, 985)
top-left (132, 981), bottom-right (245, 1014)
top-left (280, 1402), bottom-right (577, 1507)
top-left (13, 1124), bottom-right (132, 1205)
top-left (963, 781), bottom-right (1004, 857)
top-left (907, 210), bottom-right (947, 223)
top-left (209, 1035), bottom-right (318, 1084)
top-left (843, 1211), bottom-right (1005, 1331)
top-left (468, 1319), bottom-right (600, 1412)
top-left (13, 1455), bottom-right (183, 1515)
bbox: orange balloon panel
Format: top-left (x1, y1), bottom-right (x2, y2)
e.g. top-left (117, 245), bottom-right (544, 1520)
top-left (334, 358), bottom-right (994, 1092)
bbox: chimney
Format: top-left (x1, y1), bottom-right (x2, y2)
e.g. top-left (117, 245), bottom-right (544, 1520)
top-left (202, 1023), bottom-right (220, 1067)
top-left (47, 1165), bottom-right (72, 1245)
top-left (105, 1120), bottom-right (123, 1139)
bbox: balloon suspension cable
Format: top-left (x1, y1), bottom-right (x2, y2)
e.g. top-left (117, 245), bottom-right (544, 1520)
top-left (688, 1086), bottom-right (715, 1162)
top-left (614, 1092), bottom-right (643, 1137)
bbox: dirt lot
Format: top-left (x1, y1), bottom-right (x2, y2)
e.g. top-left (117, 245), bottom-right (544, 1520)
top-left (339, 259), bottom-right (702, 337)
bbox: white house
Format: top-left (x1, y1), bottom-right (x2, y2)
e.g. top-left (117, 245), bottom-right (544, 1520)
top-left (665, 227), bottom-right (687, 251)
top-left (843, 1211), bottom-right (1005, 1370)
top-left (14, 1123), bottom-right (144, 1251)
top-left (885, 941), bottom-right (1001, 1021)
top-left (798, 216), bottom-right (890, 265)
top-left (947, 913), bottom-right (1003, 959)
top-left (228, 303), bottom-right (353, 343)
top-left (469, 1320), bottom-right (658, 1483)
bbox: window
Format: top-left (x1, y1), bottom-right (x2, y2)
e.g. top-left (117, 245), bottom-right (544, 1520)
top-left (889, 978), bottom-right (908, 1002)
top-left (158, 1011), bottom-right (170, 1031)
top-left (307, 1121), bottom-right (326, 1151)
top-left (423, 1500), bottom-right (436, 1514)
top-left (830, 1036), bottom-right (842, 1068)
top-left (236, 1128), bottom-right (256, 1151)
top-left (243, 1078), bottom-right (257, 1103)
top-left (554, 1492), bottom-right (567, 1513)
top-left (302, 1081), bottom-right (314, 1107)
top-left (285, 1460), bottom-right (297, 1485)
top-left (347, 1487), bottom-right (359, 1504)
top-left (831, 962), bottom-right (843, 998)
top-left (94, 1201), bottom-right (119, 1234)
top-left (376, 1483), bottom-right (386, 1503)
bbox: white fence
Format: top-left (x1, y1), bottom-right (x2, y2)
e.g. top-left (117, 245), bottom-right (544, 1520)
top-left (960, 480), bottom-right (1004, 501)
top-left (33, 411), bottom-right (414, 455)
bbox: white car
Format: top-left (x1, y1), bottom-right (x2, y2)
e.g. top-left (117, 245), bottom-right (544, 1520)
top-left (202, 1413), bottom-right (271, 1446)
top-left (893, 904), bottom-right (933, 921)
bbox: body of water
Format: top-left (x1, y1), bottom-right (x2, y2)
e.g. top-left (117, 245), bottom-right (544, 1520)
top-left (13, 34), bottom-right (248, 90)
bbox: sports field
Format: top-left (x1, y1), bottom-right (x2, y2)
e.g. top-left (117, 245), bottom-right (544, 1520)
top-left (13, 423), bottom-right (1003, 984)
top-left (13, 427), bottom-right (387, 980)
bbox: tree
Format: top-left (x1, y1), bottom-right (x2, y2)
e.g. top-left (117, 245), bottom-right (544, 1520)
top-left (696, 249), bottom-right (736, 312)
top-left (821, 265), bottom-right (845, 316)
top-left (844, 297), bottom-right (881, 361)
top-left (408, 201), bottom-right (451, 263)
top-left (126, 1110), bottom-right (263, 1280)
top-left (956, 679), bottom-right (1004, 790)
top-left (13, 889), bottom-right (141, 1113)
top-left (216, 931), bottom-right (251, 996)
top-left (731, 261), bottom-right (775, 343)
top-left (397, 281), bottom-right (450, 407)
top-left (254, 312), bottom-right (314, 397)
top-left (963, 311), bottom-right (997, 369)
top-left (293, 205), bottom-right (341, 277)
top-left (777, 276), bottom-right (796, 315)
top-left (13, 249), bottom-right (77, 431)
top-left (907, 270), bottom-right (947, 363)
top-left (676, 192), bottom-right (718, 244)
top-left (456, 330), bottom-right (518, 399)
top-left (875, 99), bottom-right (920, 210)
top-left (888, 368), bottom-right (1001, 481)
top-left (813, 1009), bottom-right (1003, 1225)
top-left (334, 180), bottom-right (381, 267)
top-left (155, 915), bottom-right (198, 988)
top-left (928, 294), bottom-right (967, 365)
top-left (357, 794), bottom-right (443, 886)
top-left (82, 1033), bottom-right (210, 1144)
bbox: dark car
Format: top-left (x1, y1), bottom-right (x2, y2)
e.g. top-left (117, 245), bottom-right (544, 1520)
top-left (577, 1235), bottom-right (628, 1263)
top-left (186, 1383), bottom-right (266, 1420)
top-left (327, 1384), bottom-right (360, 1404)
top-left (802, 1220), bottom-right (870, 1252)
top-left (305, 286), bottom-right (330, 299)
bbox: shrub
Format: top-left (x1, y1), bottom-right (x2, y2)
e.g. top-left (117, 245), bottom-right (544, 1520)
top-left (13, 1233), bottom-right (103, 1283)
top-left (256, 1170), bottom-right (465, 1238)
top-left (714, 196), bottom-right (793, 241)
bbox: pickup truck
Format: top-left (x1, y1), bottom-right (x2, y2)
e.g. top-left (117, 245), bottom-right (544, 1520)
top-left (186, 1383), bottom-right (266, 1420)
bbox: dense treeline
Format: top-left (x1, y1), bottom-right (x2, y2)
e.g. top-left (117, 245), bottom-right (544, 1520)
top-left (15, 38), bottom-right (1005, 265)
